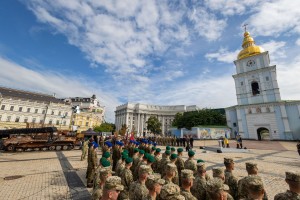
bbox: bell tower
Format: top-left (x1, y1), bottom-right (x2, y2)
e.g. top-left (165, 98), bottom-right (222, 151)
top-left (233, 31), bottom-right (281, 105)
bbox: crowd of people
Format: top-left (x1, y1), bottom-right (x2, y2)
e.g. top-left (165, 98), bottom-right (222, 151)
top-left (81, 136), bottom-right (300, 200)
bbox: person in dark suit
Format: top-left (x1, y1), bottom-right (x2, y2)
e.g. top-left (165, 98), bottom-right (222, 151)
top-left (190, 136), bottom-right (194, 148)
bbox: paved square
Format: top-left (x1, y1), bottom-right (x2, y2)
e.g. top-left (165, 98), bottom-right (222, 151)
top-left (0, 140), bottom-right (299, 200)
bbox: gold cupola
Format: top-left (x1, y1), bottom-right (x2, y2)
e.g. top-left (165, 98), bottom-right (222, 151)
top-left (237, 31), bottom-right (265, 60)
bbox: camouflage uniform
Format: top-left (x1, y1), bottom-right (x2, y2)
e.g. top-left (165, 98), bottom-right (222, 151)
top-left (184, 158), bottom-right (197, 173)
top-left (81, 140), bottom-right (89, 161)
top-left (225, 170), bottom-right (238, 200)
top-left (160, 183), bottom-right (185, 200)
top-left (274, 171), bottom-right (300, 200)
top-left (103, 176), bottom-right (124, 198)
top-left (119, 168), bottom-right (133, 200)
top-left (145, 173), bottom-right (165, 200)
top-left (180, 169), bottom-right (197, 200)
top-left (206, 178), bottom-right (234, 200)
top-left (152, 153), bottom-right (162, 173)
top-left (191, 176), bottom-right (207, 199)
top-left (92, 167), bottom-right (112, 200)
top-left (132, 154), bottom-right (141, 174)
top-left (112, 146), bottom-right (121, 171)
top-left (160, 155), bottom-right (170, 177)
top-left (87, 146), bottom-right (97, 186)
top-left (181, 188), bottom-right (197, 200)
top-left (129, 165), bottom-right (152, 200)
top-left (175, 154), bottom-right (185, 186)
top-left (116, 162), bottom-right (125, 177)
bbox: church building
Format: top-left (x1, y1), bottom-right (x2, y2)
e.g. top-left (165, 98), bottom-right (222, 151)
top-left (225, 31), bottom-right (300, 140)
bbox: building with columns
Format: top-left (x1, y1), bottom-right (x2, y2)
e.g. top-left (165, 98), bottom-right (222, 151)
top-left (226, 31), bottom-right (300, 140)
top-left (115, 103), bottom-right (198, 135)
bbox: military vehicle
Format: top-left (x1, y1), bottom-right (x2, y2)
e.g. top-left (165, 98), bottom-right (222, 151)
top-left (0, 127), bottom-right (77, 151)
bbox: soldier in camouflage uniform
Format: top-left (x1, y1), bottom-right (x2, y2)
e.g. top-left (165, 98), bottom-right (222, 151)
top-left (115, 154), bottom-right (127, 177)
top-left (87, 142), bottom-right (98, 188)
top-left (191, 162), bottom-right (208, 200)
top-left (169, 154), bottom-right (179, 185)
top-left (93, 157), bottom-right (111, 190)
top-left (119, 157), bottom-right (133, 200)
top-left (81, 139), bottom-right (89, 161)
top-left (274, 171), bottom-right (300, 200)
top-left (197, 159), bottom-right (211, 180)
top-left (152, 148), bottom-right (162, 173)
top-left (130, 148), bottom-right (139, 173)
top-left (212, 168), bottom-right (234, 200)
top-left (92, 166), bottom-right (112, 200)
top-left (175, 148), bottom-right (185, 186)
top-left (134, 152), bottom-right (148, 181)
top-left (129, 165), bottom-right (152, 200)
top-left (145, 173), bottom-right (165, 200)
top-left (180, 169), bottom-right (197, 200)
top-left (238, 162), bottom-right (268, 200)
top-left (159, 183), bottom-right (185, 200)
top-left (184, 150), bottom-right (197, 174)
top-left (206, 178), bottom-right (233, 200)
top-left (100, 176), bottom-right (124, 200)
top-left (224, 157), bottom-right (238, 200)
top-left (241, 176), bottom-right (266, 200)
top-left (112, 142), bottom-right (122, 171)
top-left (160, 150), bottom-right (171, 177)
top-left (163, 163), bottom-right (177, 184)
top-left (162, 146), bottom-right (170, 159)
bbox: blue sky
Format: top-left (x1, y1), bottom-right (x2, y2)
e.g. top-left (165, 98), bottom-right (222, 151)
top-left (0, 0), bottom-right (300, 122)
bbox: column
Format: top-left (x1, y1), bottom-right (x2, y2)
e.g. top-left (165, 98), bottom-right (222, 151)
top-left (137, 113), bottom-right (140, 135)
top-left (141, 113), bottom-right (144, 134)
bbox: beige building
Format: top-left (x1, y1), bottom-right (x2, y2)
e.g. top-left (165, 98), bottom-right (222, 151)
top-left (0, 87), bottom-right (72, 130)
top-left (115, 102), bottom-right (198, 135)
top-left (71, 112), bottom-right (103, 133)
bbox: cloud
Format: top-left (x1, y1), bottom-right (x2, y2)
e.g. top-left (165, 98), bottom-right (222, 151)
top-left (205, 48), bottom-right (240, 63)
top-left (0, 57), bottom-right (120, 122)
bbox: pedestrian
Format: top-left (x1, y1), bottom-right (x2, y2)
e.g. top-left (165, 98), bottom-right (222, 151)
top-left (190, 136), bottom-right (194, 149)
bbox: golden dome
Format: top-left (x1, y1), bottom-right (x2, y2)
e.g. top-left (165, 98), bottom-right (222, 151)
top-left (237, 31), bottom-right (265, 60)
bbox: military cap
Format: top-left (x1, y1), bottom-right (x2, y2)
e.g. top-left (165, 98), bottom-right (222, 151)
top-left (105, 141), bottom-right (112, 147)
top-left (188, 150), bottom-right (195, 157)
top-left (197, 159), bottom-right (205, 163)
top-left (93, 143), bottom-right (99, 148)
top-left (144, 153), bottom-right (150, 159)
top-left (165, 150), bottom-right (171, 155)
top-left (155, 148), bottom-right (161, 153)
top-left (103, 151), bottom-right (111, 158)
top-left (170, 153), bottom-right (178, 160)
top-left (246, 162), bottom-right (258, 170)
top-left (206, 178), bottom-right (229, 193)
top-left (125, 157), bottom-right (133, 164)
top-left (165, 163), bottom-right (177, 171)
top-left (101, 159), bottom-right (111, 167)
top-left (146, 173), bottom-right (165, 189)
top-left (152, 147), bottom-right (156, 151)
top-left (153, 142), bottom-right (157, 146)
top-left (136, 142), bottom-right (140, 146)
top-left (247, 176), bottom-right (264, 191)
top-left (224, 157), bottom-right (234, 164)
top-left (166, 146), bottom-right (171, 150)
top-left (122, 154), bottom-right (128, 160)
top-left (139, 150), bottom-right (145, 154)
top-left (100, 167), bottom-right (112, 176)
top-left (160, 183), bottom-right (185, 200)
top-left (116, 141), bottom-right (120, 145)
top-left (171, 147), bottom-right (175, 151)
top-left (177, 148), bottom-right (183, 153)
top-left (197, 162), bottom-right (206, 169)
top-left (119, 142), bottom-right (124, 146)
top-left (123, 149), bottom-right (129, 153)
top-left (121, 151), bottom-right (128, 156)
top-left (147, 155), bottom-right (155, 163)
top-left (212, 167), bottom-right (224, 177)
top-left (286, 171), bottom-right (300, 182)
top-left (134, 148), bottom-right (139, 153)
top-left (104, 176), bottom-right (124, 191)
top-left (181, 169), bottom-right (195, 179)
top-left (139, 165), bottom-right (152, 175)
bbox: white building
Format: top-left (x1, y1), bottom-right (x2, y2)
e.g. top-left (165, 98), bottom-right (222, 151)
top-left (115, 102), bottom-right (198, 135)
top-left (0, 86), bottom-right (72, 130)
top-left (225, 31), bottom-right (300, 140)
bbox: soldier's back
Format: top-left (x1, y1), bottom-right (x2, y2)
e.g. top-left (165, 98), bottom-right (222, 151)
top-left (180, 188), bottom-right (197, 200)
top-left (274, 190), bottom-right (300, 200)
top-left (191, 176), bottom-right (207, 200)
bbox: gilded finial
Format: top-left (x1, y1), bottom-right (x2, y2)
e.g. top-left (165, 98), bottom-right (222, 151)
top-left (243, 23), bottom-right (248, 33)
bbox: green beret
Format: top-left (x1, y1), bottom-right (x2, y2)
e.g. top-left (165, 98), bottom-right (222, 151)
top-left (122, 152), bottom-right (128, 156)
top-left (125, 157), bottom-right (133, 164)
top-left (139, 150), bottom-right (145, 155)
top-left (155, 148), bottom-right (161, 153)
top-left (170, 153), bottom-right (178, 160)
top-left (101, 159), bottom-right (111, 167)
top-left (152, 147), bottom-right (156, 151)
top-left (177, 148), bottom-right (183, 153)
top-left (171, 147), bottom-right (175, 151)
top-left (100, 157), bottom-right (107, 163)
top-left (166, 146), bottom-right (171, 150)
top-left (123, 149), bottom-right (129, 153)
top-left (144, 153), bottom-right (150, 159)
top-left (188, 150), bottom-right (195, 157)
top-left (147, 155), bottom-right (155, 163)
top-left (103, 152), bottom-right (111, 158)
top-left (165, 150), bottom-right (171, 155)
top-left (122, 154), bottom-right (128, 160)
top-left (197, 159), bottom-right (205, 163)
top-left (134, 148), bottom-right (139, 153)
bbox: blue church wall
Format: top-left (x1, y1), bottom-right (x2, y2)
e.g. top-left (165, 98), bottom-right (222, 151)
top-left (265, 91), bottom-right (276, 102)
top-left (228, 109), bottom-right (238, 137)
top-left (251, 95), bottom-right (264, 104)
top-left (240, 97), bottom-right (249, 105)
top-left (240, 109), bottom-right (249, 138)
top-left (285, 105), bottom-right (300, 140)
top-left (274, 106), bottom-right (286, 139)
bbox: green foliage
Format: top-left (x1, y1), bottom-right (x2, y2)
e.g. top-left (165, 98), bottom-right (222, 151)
top-left (94, 122), bottom-right (115, 132)
top-left (172, 109), bottom-right (226, 130)
top-left (119, 124), bottom-right (127, 136)
top-left (146, 116), bottom-right (162, 135)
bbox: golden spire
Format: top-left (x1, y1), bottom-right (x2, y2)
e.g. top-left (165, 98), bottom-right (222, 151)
top-left (237, 25), bottom-right (265, 60)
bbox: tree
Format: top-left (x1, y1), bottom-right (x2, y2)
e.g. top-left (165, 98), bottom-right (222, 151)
top-left (119, 124), bottom-right (128, 136)
top-left (94, 122), bottom-right (115, 132)
top-left (146, 116), bottom-right (162, 134)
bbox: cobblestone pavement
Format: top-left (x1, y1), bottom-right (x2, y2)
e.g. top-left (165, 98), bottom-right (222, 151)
top-left (0, 141), bottom-right (299, 200)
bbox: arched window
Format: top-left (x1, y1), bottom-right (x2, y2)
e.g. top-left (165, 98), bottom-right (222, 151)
top-left (251, 81), bottom-right (260, 95)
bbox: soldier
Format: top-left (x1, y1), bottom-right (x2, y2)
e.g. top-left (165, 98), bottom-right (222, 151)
top-left (197, 159), bottom-right (211, 181)
top-left (112, 141), bottom-right (122, 171)
top-left (92, 166), bottom-right (112, 200)
top-left (191, 162), bottom-right (208, 200)
top-left (212, 168), bottom-right (234, 200)
top-left (87, 142), bottom-right (98, 188)
top-left (163, 163), bottom-right (177, 184)
top-left (103, 141), bottom-right (112, 155)
top-left (145, 173), bottom-right (165, 200)
top-left (176, 148), bottom-right (185, 186)
top-left (131, 148), bottom-right (139, 173)
top-left (224, 157), bottom-right (238, 200)
top-left (100, 176), bottom-right (124, 200)
top-left (162, 146), bottom-right (171, 159)
top-left (238, 162), bottom-right (268, 200)
top-left (130, 165), bottom-right (152, 200)
top-left (274, 171), bottom-right (300, 200)
top-left (169, 154), bottom-right (179, 185)
top-left (119, 157), bottom-right (133, 200)
top-left (171, 147), bottom-right (176, 154)
top-left (180, 169), bottom-right (197, 200)
top-left (152, 148), bottom-right (162, 173)
top-left (160, 150), bottom-right (171, 177)
top-left (184, 150), bottom-right (197, 174)
top-left (150, 146), bottom-right (156, 155)
top-left (115, 154), bottom-right (128, 177)
top-left (206, 178), bottom-right (232, 200)
top-left (159, 183), bottom-right (185, 200)
top-left (243, 176), bottom-right (266, 200)
top-left (93, 158), bottom-right (111, 190)
top-left (134, 152), bottom-right (148, 181)
top-left (146, 155), bottom-right (155, 174)
top-left (81, 139), bottom-right (89, 161)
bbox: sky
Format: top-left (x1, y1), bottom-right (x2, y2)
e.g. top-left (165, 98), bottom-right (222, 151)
top-left (0, 0), bottom-right (300, 122)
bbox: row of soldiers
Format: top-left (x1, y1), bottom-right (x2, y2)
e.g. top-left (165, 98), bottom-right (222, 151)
top-left (85, 139), bottom-right (300, 200)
